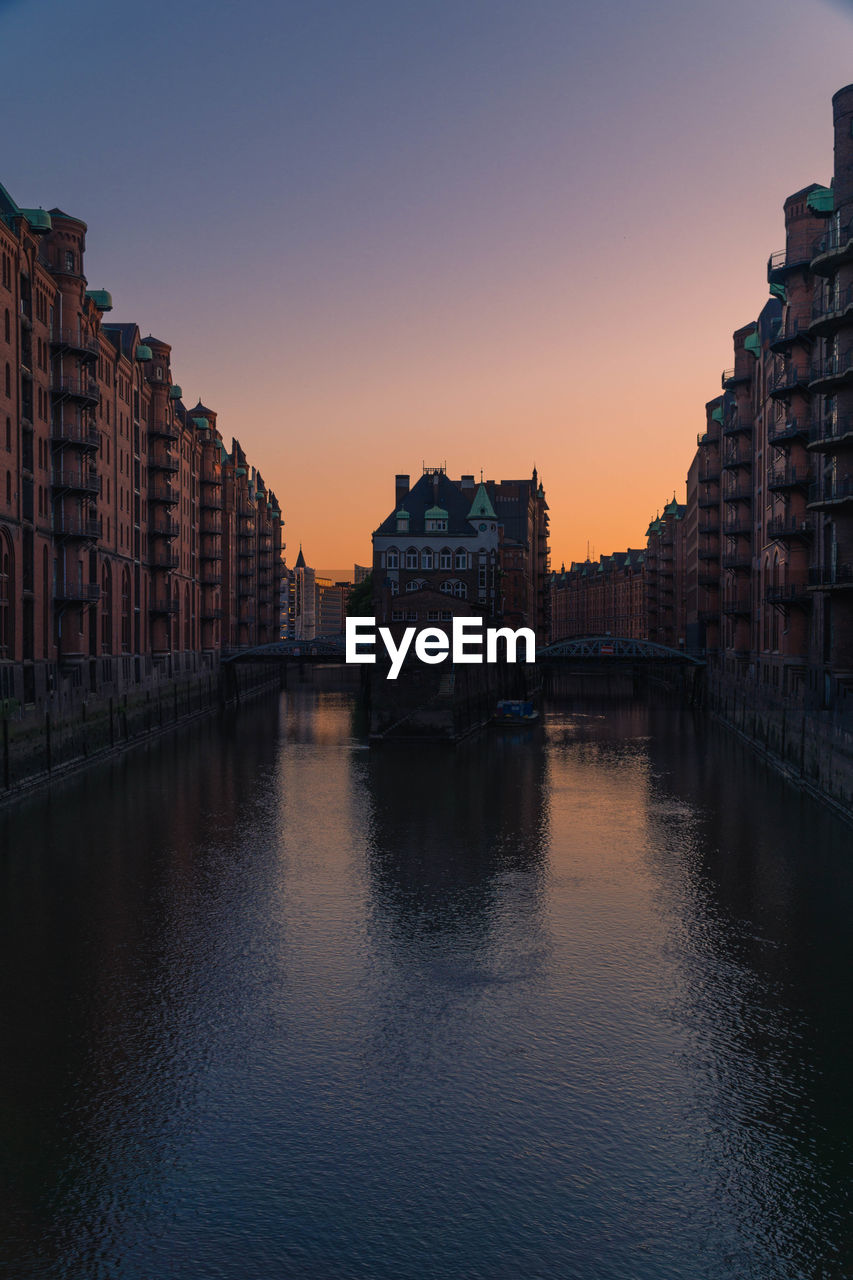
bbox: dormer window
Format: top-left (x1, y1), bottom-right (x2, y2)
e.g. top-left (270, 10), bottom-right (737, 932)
top-left (396, 508), bottom-right (409, 533)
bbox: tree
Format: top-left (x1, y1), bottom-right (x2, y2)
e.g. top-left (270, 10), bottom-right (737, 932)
top-left (347, 572), bottom-right (373, 616)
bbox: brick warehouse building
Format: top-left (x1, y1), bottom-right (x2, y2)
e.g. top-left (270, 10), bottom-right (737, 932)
top-left (0, 183), bottom-right (282, 711)
top-left (556, 84), bottom-right (853, 713)
top-left (372, 467), bottom-right (549, 640)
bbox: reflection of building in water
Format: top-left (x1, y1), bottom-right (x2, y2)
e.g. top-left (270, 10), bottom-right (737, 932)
top-left (364, 732), bottom-right (550, 948)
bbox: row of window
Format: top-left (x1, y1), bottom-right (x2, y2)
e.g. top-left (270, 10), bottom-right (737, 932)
top-left (384, 547), bottom-right (472, 570)
top-left (391, 609), bottom-right (454, 622)
top-left (389, 578), bottom-right (468, 599)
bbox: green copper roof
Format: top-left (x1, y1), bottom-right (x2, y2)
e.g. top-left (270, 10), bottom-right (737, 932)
top-left (193, 416), bottom-right (210, 430)
top-left (769, 281), bottom-right (787, 304)
top-left (169, 385), bottom-right (182, 399)
top-left (395, 506), bottom-right (410, 520)
top-left (425, 504), bottom-right (448, 519)
top-left (646, 518), bottom-right (662, 536)
top-left (86, 289), bottom-right (113, 311)
top-left (135, 344), bottom-right (153, 361)
top-left (467, 482), bottom-right (497, 521)
top-left (21, 208), bottom-right (51, 233)
top-left (236, 466), bottom-right (247, 477)
top-left (711, 406), bottom-right (724, 423)
top-left (743, 329), bottom-right (761, 359)
top-left (664, 498), bottom-right (682, 517)
top-left (270, 508), bottom-right (281, 519)
top-left (807, 186), bottom-right (834, 215)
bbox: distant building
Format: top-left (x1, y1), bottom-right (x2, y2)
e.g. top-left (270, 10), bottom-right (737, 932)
top-left (371, 466), bottom-right (549, 639)
top-left (551, 549), bottom-right (646, 640)
top-left (292, 545), bottom-right (316, 640)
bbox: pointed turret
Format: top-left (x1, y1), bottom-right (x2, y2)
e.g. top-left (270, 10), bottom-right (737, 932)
top-left (467, 482), bottom-right (497, 521)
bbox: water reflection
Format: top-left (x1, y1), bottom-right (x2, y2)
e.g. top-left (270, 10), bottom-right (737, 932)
top-left (0, 688), bottom-right (851, 1279)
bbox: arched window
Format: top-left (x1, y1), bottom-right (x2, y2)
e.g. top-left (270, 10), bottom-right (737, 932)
top-left (101, 562), bottom-right (113, 653)
top-left (453, 581), bottom-right (467, 599)
top-left (455, 549), bottom-right (468, 570)
top-left (389, 580), bottom-right (399, 596)
top-left (386, 546), bottom-right (399, 569)
top-left (439, 547), bottom-right (452, 570)
top-left (421, 548), bottom-right (433, 570)
top-left (405, 578), bottom-right (426, 592)
top-left (0, 533), bottom-right (13, 658)
top-left (405, 547), bottom-right (418, 569)
top-left (121, 567), bottom-right (131, 652)
top-left (440, 579), bottom-right (454, 594)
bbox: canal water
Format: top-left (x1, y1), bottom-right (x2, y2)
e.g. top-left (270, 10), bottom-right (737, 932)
top-left (1, 682), bottom-right (852, 1280)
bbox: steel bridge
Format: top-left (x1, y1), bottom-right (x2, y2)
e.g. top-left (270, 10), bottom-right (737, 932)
top-left (224, 634), bottom-right (704, 666)
top-left (538, 636), bottom-right (705, 665)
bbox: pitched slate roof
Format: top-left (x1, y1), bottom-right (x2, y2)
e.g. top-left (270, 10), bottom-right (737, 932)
top-left (375, 471), bottom-right (474, 536)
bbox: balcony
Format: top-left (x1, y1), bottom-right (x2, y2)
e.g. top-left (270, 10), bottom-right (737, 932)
top-left (810, 220), bottom-right (853, 275)
top-left (151, 550), bottom-right (179, 570)
top-left (697, 430), bottom-right (719, 447)
top-left (769, 362), bottom-right (810, 398)
top-left (149, 421), bottom-right (179, 441)
top-left (200, 565), bottom-right (221, 585)
top-left (808, 565), bottom-right (853, 590)
top-left (201, 473), bottom-right (222, 488)
top-left (723, 519), bottom-right (751, 535)
top-left (808, 414), bottom-right (853, 451)
top-left (769, 315), bottom-right (812, 353)
top-left (767, 464), bottom-right (810, 492)
top-left (768, 245), bottom-right (815, 284)
top-left (698, 492), bottom-right (719, 508)
top-left (721, 367), bottom-right (751, 389)
top-left (149, 479), bottom-right (178, 505)
top-left (767, 418), bottom-right (808, 447)
top-left (722, 415), bottom-right (752, 437)
top-left (53, 515), bottom-right (102, 541)
top-left (150, 599), bottom-right (179, 615)
top-left (698, 548), bottom-right (719, 561)
top-left (52, 465), bottom-right (100, 495)
top-left (149, 453), bottom-right (179, 473)
top-left (722, 448), bottom-right (752, 471)
top-left (723, 481), bottom-right (752, 501)
top-left (54, 581), bottom-right (100, 604)
top-left (152, 517), bottom-right (179, 539)
top-left (766, 580), bottom-right (811, 607)
top-left (51, 376), bottom-right (99, 405)
top-left (807, 475), bottom-right (853, 509)
top-left (49, 327), bottom-right (99, 360)
top-left (809, 351), bottom-right (853, 392)
top-left (200, 514), bottom-right (222, 534)
top-left (51, 417), bottom-right (100, 449)
top-left (767, 516), bottom-right (813, 543)
top-left (722, 553), bottom-right (751, 570)
top-left (810, 283), bottom-right (853, 335)
top-left (721, 593), bottom-right (752, 615)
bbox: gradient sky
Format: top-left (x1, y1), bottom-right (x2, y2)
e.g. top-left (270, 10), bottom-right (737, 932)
top-left (2, 0), bottom-right (852, 571)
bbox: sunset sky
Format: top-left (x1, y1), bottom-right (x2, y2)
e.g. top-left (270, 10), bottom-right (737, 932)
top-left (2, 0), bottom-right (852, 571)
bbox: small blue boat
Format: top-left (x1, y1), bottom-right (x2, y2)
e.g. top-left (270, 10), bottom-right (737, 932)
top-left (493, 699), bottom-right (539, 725)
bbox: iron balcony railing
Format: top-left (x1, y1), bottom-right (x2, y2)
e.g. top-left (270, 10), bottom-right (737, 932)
top-left (812, 220), bottom-right (853, 259)
top-left (150, 599), bottom-right (179, 614)
top-left (723, 519), bottom-right (751, 534)
top-left (723, 415), bottom-right (752, 436)
top-left (149, 421), bottom-right (179, 441)
top-left (809, 414), bottom-right (853, 445)
top-left (769, 362), bottom-right (809, 395)
top-left (51, 417), bottom-right (100, 449)
top-left (808, 564), bottom-right (853, 588)
top-left (809, 352), bottom-right (853, 386)
top-left (52, 465), bottom-right (100, 495)
top-left (152, 518), bottom-right (180, 538)
top-left (812, 282), bottom-right (853, 324)
top-left (722, 449), bottom-right (752, 470)
top-left (723, 482), bottom-right (752, 501)
top-left (767, 465), bottom-right (811, 490)
top-left (49, 327), bottom-right (99, 356)
top-left (768, 246), bottom-right (815, 277)
top-left (149, 453), bottom-right (179, 473)
top-left (151, 550), bottom-right (179, 569)
top-left (721, 593), bottom-right (752, 614)
top-left (722, 554), bottom-right (751, 570)
top-left (51, 376), bottom-right (100, 404)
top-left (54, 581), bottom-right (100, 603)
top-left (767, 516), bottom-right (813, 540)
top-left (53, 515), bottom-right (102, 540)
top-left (765, 580), bottom-right (811, 605)
top-left (808, 475), bottom-right (853, 506)
top-left (149, 479), bottom-right (178, 504)
top-left (767, 419), bottom-right (808, 447)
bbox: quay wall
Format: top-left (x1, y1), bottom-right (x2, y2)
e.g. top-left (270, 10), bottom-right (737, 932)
top-left (705, 670), bottom-right (853, 822)
top-left (1, 659), bottom-right (279, 803)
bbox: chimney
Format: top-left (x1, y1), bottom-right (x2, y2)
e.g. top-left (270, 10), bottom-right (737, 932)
top-left (395, 474), bottom-right (409, 509)
top-left (460, 475), bottom-right (475, 492)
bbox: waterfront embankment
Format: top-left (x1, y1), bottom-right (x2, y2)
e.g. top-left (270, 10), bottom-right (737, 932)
top-left (706, 670), bottom-right (853, 822)
top-left (0, 660), bottom-right (278, 803)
